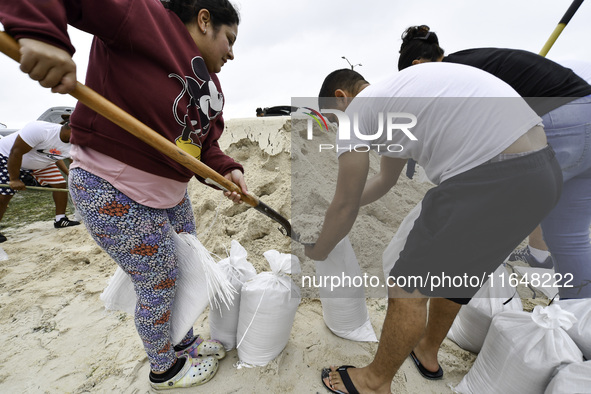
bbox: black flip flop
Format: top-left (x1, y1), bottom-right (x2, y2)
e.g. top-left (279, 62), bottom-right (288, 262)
top-left (409, 351), bottom-right (443, 380)
top-left (321, 365), bottom-right (360, 394)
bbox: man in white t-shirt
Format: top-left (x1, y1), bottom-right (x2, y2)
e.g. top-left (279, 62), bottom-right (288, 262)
top-left (0, 118), bottom-right (80, 242)
top-left (305, 63), bottom-right (562, 394)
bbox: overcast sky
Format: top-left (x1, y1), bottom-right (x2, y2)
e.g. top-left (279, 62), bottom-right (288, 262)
top-left (1, 0), bottom-right (590, 129)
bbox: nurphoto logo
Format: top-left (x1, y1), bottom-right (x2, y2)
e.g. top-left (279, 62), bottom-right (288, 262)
top-left (295, 107), bottom-right (419, 153)
top-left (301, 107), bottom-right (329, 133)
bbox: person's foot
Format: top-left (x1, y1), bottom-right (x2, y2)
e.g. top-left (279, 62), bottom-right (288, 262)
top-left (322, 365), bottom-right (391, 394)
top-left (150, 355), bottom-right (218, 390)
top-left (54, 217), bottom-right (81, 228)
top-left (0, 232), bottom-right (6, 243)
top-left (174, 335), bottom-right (226, 360)
top-left (508, 246), bottom-right (554, 269)
top-left (322, 365), bottom-right (360, 394)
top-left (409, 350), bottom-right (443, 380)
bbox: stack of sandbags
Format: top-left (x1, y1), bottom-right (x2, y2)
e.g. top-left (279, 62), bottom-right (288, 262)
top-left (236, 250), bottom-right (301, 366)
top-left (447, 264), bottom-right (522, 353)
top-left (455, 304), bottom-right (583, 394)
top-left (209, 240), bottom-right (257, 351)
top-left (314, 236), bottom-right (377, 342)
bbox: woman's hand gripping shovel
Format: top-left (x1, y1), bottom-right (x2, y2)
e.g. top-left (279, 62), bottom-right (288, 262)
top-left (0, 32), bottom-right (293, 238)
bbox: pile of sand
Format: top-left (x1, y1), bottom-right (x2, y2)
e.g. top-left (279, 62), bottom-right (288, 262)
top-left (0, 116), bottom-right (548, 393)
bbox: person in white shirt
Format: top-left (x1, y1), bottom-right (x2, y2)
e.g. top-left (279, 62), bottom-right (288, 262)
top-left (0, 117), bottom-right (80, 242)
top-left (305, 64), bottom-right (561, 394)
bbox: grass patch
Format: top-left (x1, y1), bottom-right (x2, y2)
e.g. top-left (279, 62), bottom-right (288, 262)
top-left (1, 189), bottom-right (76, 231)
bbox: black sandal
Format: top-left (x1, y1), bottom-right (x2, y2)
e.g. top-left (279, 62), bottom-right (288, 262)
top-left (321, 365), bottom-right (360, 394)
top-left (409, 351), bottom-right (443, 380)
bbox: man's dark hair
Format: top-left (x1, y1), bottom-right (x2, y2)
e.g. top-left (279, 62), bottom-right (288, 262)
top-left (162, 0), bottom-right (240, 28)
top-left (318, 69), bottom-right (368, 110)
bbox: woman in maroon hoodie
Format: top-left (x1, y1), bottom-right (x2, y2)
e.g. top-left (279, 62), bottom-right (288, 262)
top-left (0, 0), bottom-right (246, 389)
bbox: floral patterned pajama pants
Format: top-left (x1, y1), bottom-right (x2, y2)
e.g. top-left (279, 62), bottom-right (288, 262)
top-left (69, 168), bottom-right (195, 371)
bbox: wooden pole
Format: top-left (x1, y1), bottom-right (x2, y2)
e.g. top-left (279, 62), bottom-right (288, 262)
top-left (539, 0), bottom-right (585, 57)
top-left (0, 184), bottom-right (69, 192)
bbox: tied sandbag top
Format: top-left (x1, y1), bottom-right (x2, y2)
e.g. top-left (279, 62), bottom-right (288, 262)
top-left (531, 304), bottom-right (577, 331)
top-left (264, 249), bottom-right (301, 276)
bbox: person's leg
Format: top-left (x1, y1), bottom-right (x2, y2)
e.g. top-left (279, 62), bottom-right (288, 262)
top-left (31, 165), bottom-right (79, 225)
top-left (69, 168), bottom-right (179, 372)
top-left (528, 225), bottom-right (548, 251)
top-left (0, 159), bottom-right (33, 240)
top-left (0, 157), bottom-right (19, 241)
top-left (0, 192), bottom-right (14, 241)
top-left (513, 99), bottom-right (591, 268)
top-left (412, 298), bottom-right (461, 373)
top-left (540, 99), bottom-right (591, 298)
top-left (325, 289), bottom-right (429, 394)
top-left (541, 169), bottom-right (591, 298)
top-left (0, 194), bottom-right (13, 223)
top-left (0, 157), bottom-right (16, 224)
top-left (51, 182), bottom-right (68, 215)
top-left (509, 225), bottom-right (551, 265)
top-left (71, 172), bottom-right (220, 388)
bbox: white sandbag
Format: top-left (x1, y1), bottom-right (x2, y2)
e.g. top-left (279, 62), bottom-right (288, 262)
top-left (236, 250), bottom-right (301, 367)
top-left (314, 236), bottom-right (377, 342)
top-left (555, 298), bottom-right (591, 359)
top-left (99, 232), bottom-right (235, 345)
top-left (455, 304), bottom-right (583, 394)
top-left (447, 264), bottom-right (522, 353)
top-left (209, 240), bottom-right (257, 351)
top-left (99, 266), bottom-right (136, 314)
top-left (382, 201), bottom-right (422, 281)
top-left (544, 360), bottom-right (591, 394)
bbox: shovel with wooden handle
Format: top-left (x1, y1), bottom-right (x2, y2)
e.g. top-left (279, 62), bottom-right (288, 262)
top-left (0, 184), bottom-right (69, 192)
top-left (0, 31), bottom-right (293, 237)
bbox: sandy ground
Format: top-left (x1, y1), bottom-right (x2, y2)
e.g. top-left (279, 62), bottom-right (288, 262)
top-left (0, 117), bottom-right (550, 393)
